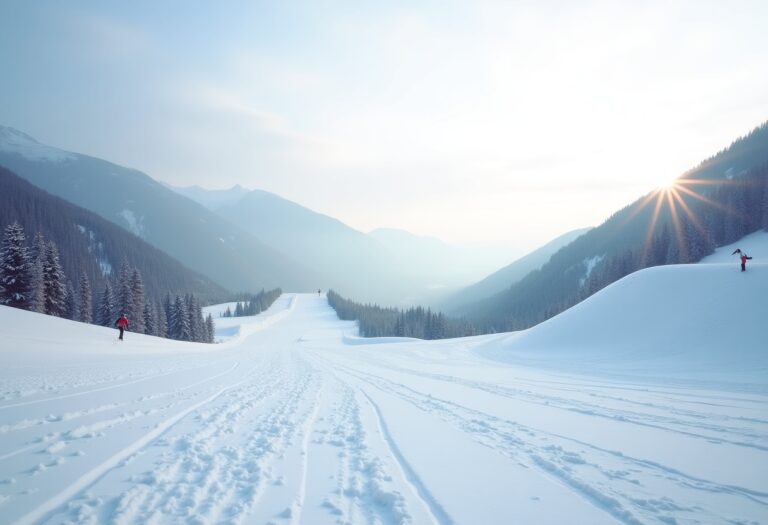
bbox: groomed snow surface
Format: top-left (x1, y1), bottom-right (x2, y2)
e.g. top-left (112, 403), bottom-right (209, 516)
top-left (1, 258), bottom-right (767, 524)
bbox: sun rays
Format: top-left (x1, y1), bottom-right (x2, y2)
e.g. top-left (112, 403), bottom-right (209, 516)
top-left (638, 177), bottom-right (738, 264)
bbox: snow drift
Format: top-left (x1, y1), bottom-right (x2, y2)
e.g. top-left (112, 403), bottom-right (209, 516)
top-left (478, 261), bottom-right (768, 387)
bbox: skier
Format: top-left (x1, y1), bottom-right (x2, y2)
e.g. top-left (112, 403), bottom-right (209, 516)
top-left (731, 249), bottom-right (753, 272)
top-left (115, 313), bottom-right (129, 340)
top-left (318, 288), bottom-right (322, 296)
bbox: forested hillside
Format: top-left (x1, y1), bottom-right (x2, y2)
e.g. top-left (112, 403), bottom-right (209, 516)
top-left (0, 126), bottom-right (315, 293)
top-left (0, 166), bottom-right (227, 305)
top-left (466, 123), bottom-right (768, 331)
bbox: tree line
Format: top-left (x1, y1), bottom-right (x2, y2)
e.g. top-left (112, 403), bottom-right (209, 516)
top-left (220, 288), bottom-right (282, 317)
top-left (0, 222), bottom-right (214, 343)
top-left (327, 290), bottom-right (477, 340)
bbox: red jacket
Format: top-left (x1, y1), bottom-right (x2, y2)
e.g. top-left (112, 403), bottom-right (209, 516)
top-left (116, 317), bottom-right (129, 328)
top-left (741, 255), bottom-right (749, 264)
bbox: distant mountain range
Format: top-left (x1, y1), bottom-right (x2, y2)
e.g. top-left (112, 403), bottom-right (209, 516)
top-left (0, 126), bottom-right (315, 294)
top-left (167, 184), bottom-right (540, 305)
top-left (0, 166), bottom-right (227, 303)
top-left (440, 227), bottom-right (591, 315)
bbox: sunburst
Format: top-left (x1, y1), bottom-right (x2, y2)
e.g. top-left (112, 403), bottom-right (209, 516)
top-left (638, 177), bottom-right (735, 264)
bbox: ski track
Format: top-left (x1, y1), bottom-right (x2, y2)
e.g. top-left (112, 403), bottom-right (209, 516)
top-left (1, 293), bottom-right (766, 525)
top-left (314, 355), bottom-right (768, 525)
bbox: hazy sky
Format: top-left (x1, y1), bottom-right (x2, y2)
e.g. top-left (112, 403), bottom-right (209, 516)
top-left (2, 1), bottom-right (767, 251)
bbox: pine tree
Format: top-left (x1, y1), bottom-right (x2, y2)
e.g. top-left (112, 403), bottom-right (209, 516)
top-left (28, 232), bottom-right (46, 313)
top-left (42, 240), bottom-right (67, 317)
top-left (185, 294), bottom-right (203, 342)
top-left (98, 281), bottom-right (115, 326)
top-left (0, 222), bottom-right (32, 309)
top-left (169, 295), bottom-right (190, 341)
top-left (156, 302), bottom-right (168, 337)
top-left (162, 292), bottom-right (172, 333)
top-left (78, 271), bottom-right (92, 323)
top-left (64, 280), bottom-right (77, 320)
top-left (205, 313), bottom-right (215, 343)
top-left (129, 268), bottom-right (145, 334)
top-left (116, 259), bottom-right (133, 321)
top-left (143, 299), bottom-right (156, 336)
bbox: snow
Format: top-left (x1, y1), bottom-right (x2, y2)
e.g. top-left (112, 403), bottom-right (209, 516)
top-left (579, 254), bottom-right (605, 287)
top-left (118, 210), bottom-right (144, 238)
top-left (0, 261), bottom-right (766, 524)
top-left (699, 230), bottom-right (768, 264)
top-left (0, 126), bottom-right (76, 163)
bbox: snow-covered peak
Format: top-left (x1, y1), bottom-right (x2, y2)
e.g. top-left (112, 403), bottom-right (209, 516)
top-left (0, 125), bottom-right (76, 162)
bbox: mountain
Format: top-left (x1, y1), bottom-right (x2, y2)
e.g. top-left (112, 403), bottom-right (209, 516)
top-left (467, 121), bottom-right (768, 331)
top-left (367, 229), bottom-right (526, 295)
top-left (439, 227), bottom-right (591, 314)
top-left (165, 183), bottom-right (250, 211)
top-left (0, 126), bottom-right (314, 293)
top-left (215, 189), bottom-right (425, 304)
top-left (177, 182), bottom-right (531, 304)
top-left (0, 166), bottom-right (227, 303)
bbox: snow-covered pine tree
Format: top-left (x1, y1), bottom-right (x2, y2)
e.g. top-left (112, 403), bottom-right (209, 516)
top-left (28, 232), bottom-right (46, 313)
top-left (205, 313), bottom-right (215, 343)
top-left (0, 222), bottom-right (32, 309)
top-left (162, 292), bottom-right (172, 333)
top-left (64, 280), bottom-right (77, 320)
top-left (129, 268), bottom-right (145, 334)
top-left (78, 270), bottom-right (92, 323)
top-left (98, 281), bottom-right (115, 327)
top-left (42, 240), bottom-right (67, 317)
top-left (169, 295), bottom-right (190, 341)
top-left (156, 302), bottom-right (168, 337)
top-left (116, 259), bottom-right (133, 322)
top-left (184, 294), bottom-right (202, 342)
top-left (143, 299), bottom-right (156, 336)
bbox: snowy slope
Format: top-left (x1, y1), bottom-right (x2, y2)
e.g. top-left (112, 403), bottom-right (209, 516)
top-left (1, 280), bottom-right (766, 524)
top-left (478, 262), bottom-right (768, 387)
top-left (699, 230), bottom-right (768, 264)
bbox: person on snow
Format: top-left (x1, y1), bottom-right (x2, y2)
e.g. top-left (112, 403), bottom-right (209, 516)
top-left (115, 313), bottom-right (129, 340)
top-left (732, 248), bottom-right (753, 272)
top-left (318, 288), bottom-right (322, 296)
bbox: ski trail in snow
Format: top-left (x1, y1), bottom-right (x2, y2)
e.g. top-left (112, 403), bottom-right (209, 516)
top-left (11, 378), bottom-right (249, 525)
top-left (0, 361), bottom-right (240, 412)
top-left (360, 391), bottom-right (453, 525)
top-left (318, 354), bottom-right (765, 525)
top-left (289, 377), bottom-right (323, 525)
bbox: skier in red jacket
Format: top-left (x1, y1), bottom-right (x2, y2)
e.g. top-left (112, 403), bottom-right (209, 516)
top-left (115, 313), bottom-right (129, 340)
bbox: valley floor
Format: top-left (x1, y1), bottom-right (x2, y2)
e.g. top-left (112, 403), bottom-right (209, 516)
top-left (0, 294), bottom-right (766, 524)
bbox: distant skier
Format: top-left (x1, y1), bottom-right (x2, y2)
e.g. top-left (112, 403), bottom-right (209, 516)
top-left (318, 288), bottom-right (322, 296)
top-left (115, 313), bottom-right (129, 340)
top-left (732, 249), bottom-right (752, 272)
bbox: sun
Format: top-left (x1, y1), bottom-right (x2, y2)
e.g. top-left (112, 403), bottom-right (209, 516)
top-left (656, 177), bottom-right (678, 191)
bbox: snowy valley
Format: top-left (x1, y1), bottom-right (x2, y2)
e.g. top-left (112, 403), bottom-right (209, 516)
top-left (1, 237), bottom-right (766, 524)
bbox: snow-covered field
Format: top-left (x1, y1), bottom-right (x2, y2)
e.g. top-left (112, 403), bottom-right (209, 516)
top-left (1, 260), bottom-right (766, 524)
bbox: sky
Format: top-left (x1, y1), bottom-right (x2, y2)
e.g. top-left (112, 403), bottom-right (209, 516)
top-left (1, 1), bottom-right (767, 252)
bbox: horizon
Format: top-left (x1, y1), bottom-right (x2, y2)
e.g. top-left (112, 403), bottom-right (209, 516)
top-left (1, 1), bottom-right (767, 252)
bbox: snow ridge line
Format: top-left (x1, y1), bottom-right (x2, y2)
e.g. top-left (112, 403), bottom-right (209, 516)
top-left (360, 391), bottom-right (454, 525)
top-left (10, 378), bottom-right (249, 525)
